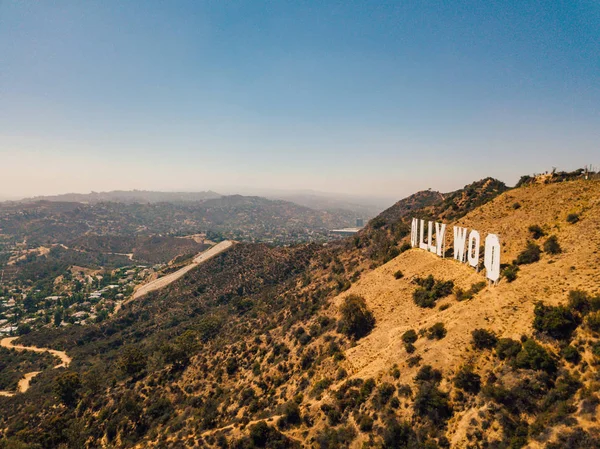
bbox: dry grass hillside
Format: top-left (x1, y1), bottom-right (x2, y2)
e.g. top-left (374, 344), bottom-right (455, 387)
top-left (327, 179), bottom-right (600, 447)
top-left (1, 178), bottom-right (599, 449)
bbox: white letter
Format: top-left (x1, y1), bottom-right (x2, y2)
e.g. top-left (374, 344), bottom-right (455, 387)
top-left (484, 234), bottom-right (501, 282)
top-left (435, 222), bottom-right (447, 256)
top-left (419, 219), bottom-right (428, 250)
top-left (428, 221), bottom-right (437, 253)
top-left (453, 226), bottom-right (468, 262)
top-left (467, 230), bottom-right (480, 268)
top-left (411, 218), bottom-right (419, 247)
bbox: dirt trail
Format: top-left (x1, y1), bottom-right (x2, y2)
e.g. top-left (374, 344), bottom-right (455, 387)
top-left (130, 240), bottom-right (233, 301)
top-left (0, 337), bottom-right (72, 396)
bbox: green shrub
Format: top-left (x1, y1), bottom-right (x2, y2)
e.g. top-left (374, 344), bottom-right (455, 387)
top-left (338, 294), bottom-right (375, 340)
top-left (455, 281), bottom-right (487, 301)
top-left (561, 345), bottom-right (581, 365)
top-left (118, 346), bottom-right (147, 378)
top-left (512, 202), bottom-right (521, 209)
top-left (277, 401), bottom-right (301, 429)
top-left (315, 426), bottom-right (356, 448)
top-left (415, 365), bottom-right (442, 384)
top-left (514, 339), bottom-right (558, 374)
top-left (357, 414), bottom-right (373, 432)
top-left (413, 381), bottom-right (452, 425)
top-left (543, 235), bottom-right (562, 255)
top-left (54, 371), bottom-right (81, 407)
top-left (381, 417), bottom-right (418, 448)
top-left (399, 242), bottom-right (412, 253)
top-left (568, 290), bottom-right (591, 315)
top-left (453, 366), bottom-right (481, 394)
top-left (373, 383), bottom-right (396, 409)
top-left (393, 270), bottom-right (404, 280)
top-left (407, 355), bottom-right (422, 367)
top-left (404, 342), bottom-right (416, 354)
top-left (502, 264), bottom-right (519, 282)
top-left (516, 241), bottom-right (541, 265)
top-left (566, 213), bottom-right (579, 224)
top-left (412, 275), bottom-right (454, 308)
top-left (427, 322), bottom-right (447, 340)
top-left (533, 303), bottom-right (579, 340)
top-left (528, 225), bottom-right (546, 240)
top-left (472, 329), bottom-right (498, 350)
top-left (495, 338), bottom-right (522, 360)
top-left (586, 312), bottom-right (600, 333)
top-left (401, 329), bottom-right (418, 344)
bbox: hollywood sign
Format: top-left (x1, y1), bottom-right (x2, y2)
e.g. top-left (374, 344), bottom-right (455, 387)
top-left (410, 218), bottom-right (501, 282)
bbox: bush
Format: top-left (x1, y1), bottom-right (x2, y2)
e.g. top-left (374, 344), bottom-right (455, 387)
top-left (533, 303), bottom-right (579, 340)
top-left (528, 225), bottom-right (546, 239)
top-left (427, 322), bottom-right (447, 340)
top-left (568, 290), bottom-right (591, 315)
top-left (453, 366), bottom-right (481, 394)
top-left (514, 339), bottom-right (557, 374)
top-left (118, 346), bottom-right (147, 378)
top-left (357, 414), bottom-right (373, 432)
top-left (162, 330), bottom-right (199, 369)
top-left (393, 270), bottom-right (404, 280)
top-left (472, 329), bottom-right (498, 350)
top-left (413, 381), bottom-right (452, 425)
top-left (277, 401), bottom-right (301, 428)
top-left (338, 295), bottom-right (375, 340)
top-left (54, 371), bottom-right (81, 407)
top-left (315, 426), bottom-right (356, 448)
top-left (381, 417), bottom-right (418, 448)
top-left (415, 365), bottom-right (442, 384)
top-left (455, 281), bottom-right (486, 301)
top-left (401, 329), bottom-right (418, 344)
top-left (561, 345), bottom-right (581, 365)
top-left (495, 338), bottom-right (522, 360)
top-left (566, 213), bottom-right (580, 224)
top-left (373, 383), bottom-right (396, 409)
top-left (543, 235), bottom-right (562, 255)
top-left (516, 241), bottom-right (541, 265)
top-left (586, 312), bottom-right (600, 333)
top-left (407, 355), bottom-right (422, 367)
top-left (412, 275), bottom-right (454, 308)
top-left (512, 202), bottom-right (521, 209)
top-left (502, 264), bottom-right (519, 282)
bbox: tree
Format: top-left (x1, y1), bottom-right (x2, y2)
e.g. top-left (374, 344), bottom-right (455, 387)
top-left (338, 295), bottom-right (375, 340)
top-left (162, 330), bottom-right (199, 369)
top-left (53, 310), bottom-right (63, 327)
top-left (453, 366), bottom-right (481, 394)
top-left (528, 225), bottom-right (546, 240)
top-left (543, 235), bottom-right (562, 255)
top-left (516, 241), bottom-right (541, 265)
top-left (533, 303), bottom-right (579, 340)
top-left (471, 329), bottom-right (498, 350)
top-left (118, 346), bottom-right (147, 378)
top-left (54, 371), bottom-right (81, 406)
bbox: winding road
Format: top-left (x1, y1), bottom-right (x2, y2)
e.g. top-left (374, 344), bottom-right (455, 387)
top-left (0, 336), bottom-right (71, 397)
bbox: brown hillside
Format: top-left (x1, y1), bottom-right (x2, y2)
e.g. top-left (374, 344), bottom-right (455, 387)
top-left (330, 179), bottom-right (600, 447)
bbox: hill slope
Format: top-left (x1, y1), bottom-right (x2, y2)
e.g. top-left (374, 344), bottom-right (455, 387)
top-left (1, 178), bottom-right (599, 449)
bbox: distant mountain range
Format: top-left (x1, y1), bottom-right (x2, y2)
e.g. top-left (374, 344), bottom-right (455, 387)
top-left (21, 190), bottom-right (222, 204)
top-left (18, 189), bottom-right (386, 219)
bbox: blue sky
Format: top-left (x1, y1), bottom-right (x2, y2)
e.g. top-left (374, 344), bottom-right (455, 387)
top-left (1, 1), bottom-right (599, 199)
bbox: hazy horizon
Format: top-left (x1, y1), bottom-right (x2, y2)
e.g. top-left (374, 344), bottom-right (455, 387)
top-left (2, 2), bottom-right (599, 199)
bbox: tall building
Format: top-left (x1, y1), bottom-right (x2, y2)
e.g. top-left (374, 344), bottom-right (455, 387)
top-left (356, 218), bottom-right (364, 228)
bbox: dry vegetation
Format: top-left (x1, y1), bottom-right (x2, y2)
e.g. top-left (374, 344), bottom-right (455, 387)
top-left (1, 177), bottom-right (599, 449)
